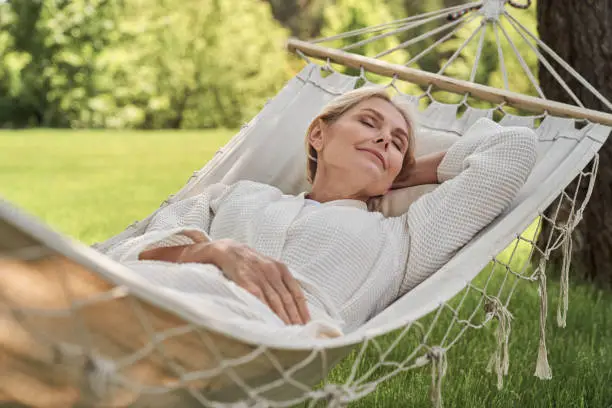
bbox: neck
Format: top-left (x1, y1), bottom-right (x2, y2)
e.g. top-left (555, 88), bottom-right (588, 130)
top-left (308, 172), bottom-right (369, 203)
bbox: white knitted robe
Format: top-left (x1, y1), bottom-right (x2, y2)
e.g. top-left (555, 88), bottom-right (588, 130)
top-left (103, 123), bottom-right (537, 338)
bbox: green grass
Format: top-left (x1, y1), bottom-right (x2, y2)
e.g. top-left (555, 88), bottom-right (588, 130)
top-left (1, 130), bottom-right (611, 408)
top-left (0, 129), bottom-right (234, 244)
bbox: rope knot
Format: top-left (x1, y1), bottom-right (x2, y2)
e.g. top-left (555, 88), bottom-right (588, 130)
top-left (427, 346), bottom-right (446, 362)
top-left (484, 296), bottom-right (513, 389)
top-left (481, 0), bottom-right (506, 21)
top-left (84, 356), bottom-right (118, 401)
top-left (535, 258), bottom-right (553, 380)
top-left (322, 384), bottom-right (356, 407)
top-left (426, 346), bottom-right (447, 408)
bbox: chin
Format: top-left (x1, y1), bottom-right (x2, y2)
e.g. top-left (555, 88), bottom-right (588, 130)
top-left (361, 179), bottom-right (390, 197)
top-left (351, 162), bottom-right (389, 194)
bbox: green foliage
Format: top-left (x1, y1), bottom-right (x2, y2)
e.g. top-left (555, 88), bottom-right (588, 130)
top-left (0, 0), bottom-right (542, 129)
top-left (90, 0), bottom-right (291, 129)
top-left (0, 0), bottom-right (122, 127)
top-left (0, 0), bottom-right (290, 129)
top-left (320, 0), bottom-right (417, 91)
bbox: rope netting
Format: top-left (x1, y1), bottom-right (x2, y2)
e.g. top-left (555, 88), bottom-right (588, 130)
top-left (0, 155), bottom-right (599, 407)
top-left (2, 1), bottom-right (612, 407)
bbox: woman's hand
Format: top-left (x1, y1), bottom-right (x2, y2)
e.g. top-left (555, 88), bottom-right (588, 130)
top-left (392, 150), bottom-right (446, 190)
top-left (176, 239), bottom-right (311, 326)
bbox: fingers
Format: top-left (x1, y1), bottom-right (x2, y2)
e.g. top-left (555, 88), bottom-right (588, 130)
top-left (261, 281), bottom-right (292, 325)
top-left (220, 245), bottom-right (310, 326)
top-left (256, 262), bottom-right (310, 326)
top-left (242, 283), bottom-right (267, 308)
top-left (280, 267), bottom-right (311, 324)
top-left (266, 277), bottom-right (303, 325)
top-left (238, 270), bottom-right (295, 325)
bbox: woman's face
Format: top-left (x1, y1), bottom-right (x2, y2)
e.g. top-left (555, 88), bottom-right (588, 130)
top-left (309, 97), bottom-right (411, 197)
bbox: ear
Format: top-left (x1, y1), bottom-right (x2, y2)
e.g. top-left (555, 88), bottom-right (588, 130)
top-left (307, 119), bottom-right (325, 152)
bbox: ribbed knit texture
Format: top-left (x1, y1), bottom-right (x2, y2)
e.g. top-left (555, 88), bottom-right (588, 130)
top-left (103, 119), bottom-right (537, 335)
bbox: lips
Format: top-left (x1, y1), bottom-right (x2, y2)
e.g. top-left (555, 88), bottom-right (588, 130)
top-left (358, 148), bottom-right (386, 169)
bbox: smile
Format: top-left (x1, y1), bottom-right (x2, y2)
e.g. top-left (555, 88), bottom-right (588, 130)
top-left (358, 148), bottom-right (386, 169)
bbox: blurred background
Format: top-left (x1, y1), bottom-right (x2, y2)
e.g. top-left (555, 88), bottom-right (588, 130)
top-left (0, 0), bottom-right (544, 130)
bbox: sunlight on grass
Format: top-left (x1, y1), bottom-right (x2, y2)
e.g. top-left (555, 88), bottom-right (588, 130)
top-left (1, 130), bottom-right (610, 407)
top-left (0, 129), bottom-right (234, 243)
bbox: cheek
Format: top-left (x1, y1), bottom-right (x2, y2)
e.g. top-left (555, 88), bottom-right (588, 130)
top-left (329, 121), bottom-right (372, 145)
top-left (389, 152), bottom-right (405, 176)
top-left (324, 123), bottom-right (364, 156)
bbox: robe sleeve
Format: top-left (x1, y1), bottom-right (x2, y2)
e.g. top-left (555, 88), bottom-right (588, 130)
top-left (399, 119), bottom-right (538, 295)
top-left (104, 183), bottom-right (231, 262)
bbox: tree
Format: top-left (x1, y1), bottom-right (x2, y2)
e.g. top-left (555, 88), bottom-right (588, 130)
top-left (537, 0), bottom-right (612, 287)
top-left (264, 0), bottom-right (326, 39)
top-left (0, 0), bottom-right (123, 127)
top-left (94, 0), bottom-right (290, 129)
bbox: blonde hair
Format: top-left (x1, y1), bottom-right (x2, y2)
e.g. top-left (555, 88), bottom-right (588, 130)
top-left (305, 86), bottom-right (417, 184)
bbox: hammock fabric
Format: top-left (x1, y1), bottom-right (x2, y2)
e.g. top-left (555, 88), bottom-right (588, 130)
top-left (1, 1), bottom-right (612, 407)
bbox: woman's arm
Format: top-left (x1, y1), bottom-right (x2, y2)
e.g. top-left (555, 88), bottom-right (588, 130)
top-left (139, 244), bottom-right (192, 262)
top-left (103, 183), bottom-right (230, 262)
top-left (140, 239), bottom-right (311, 326)
top-left (393, 151), bottom-right (446, 189)
top-left (399, 119), bottom-right (538, 295)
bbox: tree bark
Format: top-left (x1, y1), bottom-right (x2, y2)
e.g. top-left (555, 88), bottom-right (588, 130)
top-left (537, 0), bottom-right (612, 287)
top-left (264, 0), bottom-right (325, 39)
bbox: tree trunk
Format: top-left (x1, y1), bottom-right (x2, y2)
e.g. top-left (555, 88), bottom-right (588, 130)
top-left (537, 0), bottom-right (612, 287)
top-left (264, 0), bottom-right (325, 39)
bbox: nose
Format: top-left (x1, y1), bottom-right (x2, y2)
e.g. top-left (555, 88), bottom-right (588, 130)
top-left (374, 132), bottom-right (391, 149)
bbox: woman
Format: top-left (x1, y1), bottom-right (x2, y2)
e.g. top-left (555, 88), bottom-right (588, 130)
top-left (0, 87), bottom-right (538, 407)
top-left (103, 87), bottom-right (538, 337)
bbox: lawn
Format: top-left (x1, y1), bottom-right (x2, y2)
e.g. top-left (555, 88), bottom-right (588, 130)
top-left (1, 130), bottom-right (611, 408)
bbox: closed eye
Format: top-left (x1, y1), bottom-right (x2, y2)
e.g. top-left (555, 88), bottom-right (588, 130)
top-left (392, 137), bottom-right (404, 151)
top-left (360, 119), bottom-right (375, 128)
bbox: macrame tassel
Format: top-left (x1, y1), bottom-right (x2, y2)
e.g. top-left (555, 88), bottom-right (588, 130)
top-left (428, 347), bottom-right (448, 408)
top-left (485, 298), bottom-right (513, 390)
top-left (557, 235), bottom-right (572, 328)
top-left (84, 356), bottom-right (118, 401)
top-left (535, 259), bottom-right (553, 380)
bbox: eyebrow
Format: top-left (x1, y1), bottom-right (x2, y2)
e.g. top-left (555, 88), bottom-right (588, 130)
top-left (361, 108), bottom-right (410, 141)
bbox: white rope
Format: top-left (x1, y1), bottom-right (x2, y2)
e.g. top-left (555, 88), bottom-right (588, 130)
top-left (470, 21), bottom-right (488, 83)
top-left (443, 294), bottom-right (489, 350)
top-left (439, 285), bottom-right (481, 347)
top-left (535, 257), bottom-right (553, 380)
top-left (85, 357), bottom-right (119, 401)
top-left (496, 17), bottom-right (546, 99)
top-left (311, 2), bottom-right (483, 45)
top-left (504, 11), bottom-right (612, 112)
top-left (428, 347), bottom-right (448, 408)
top-left (404, 14), bottom-right (479, 67)
top-left (557, 234), bottom-right (571, 328)
top-left (507, 14), bottom-right (612, 111)
top-left (459, 19), bottom-right (489, 104)
top-left (344, 12), bottom-right (467, 53)
top-left (436, 20), bottom-right (485, 77)
top-left (374, 14), bottom-right (472, 59)
top-left (494, 21), bottom-right (509, 90)
top-left (484, 297), bottom-right (513, 390)
top-left (503, 12), bottom-right (585, 108)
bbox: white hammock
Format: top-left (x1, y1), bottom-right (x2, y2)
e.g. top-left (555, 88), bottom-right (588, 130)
top-left (2, 1), bottom-right (612, 407)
